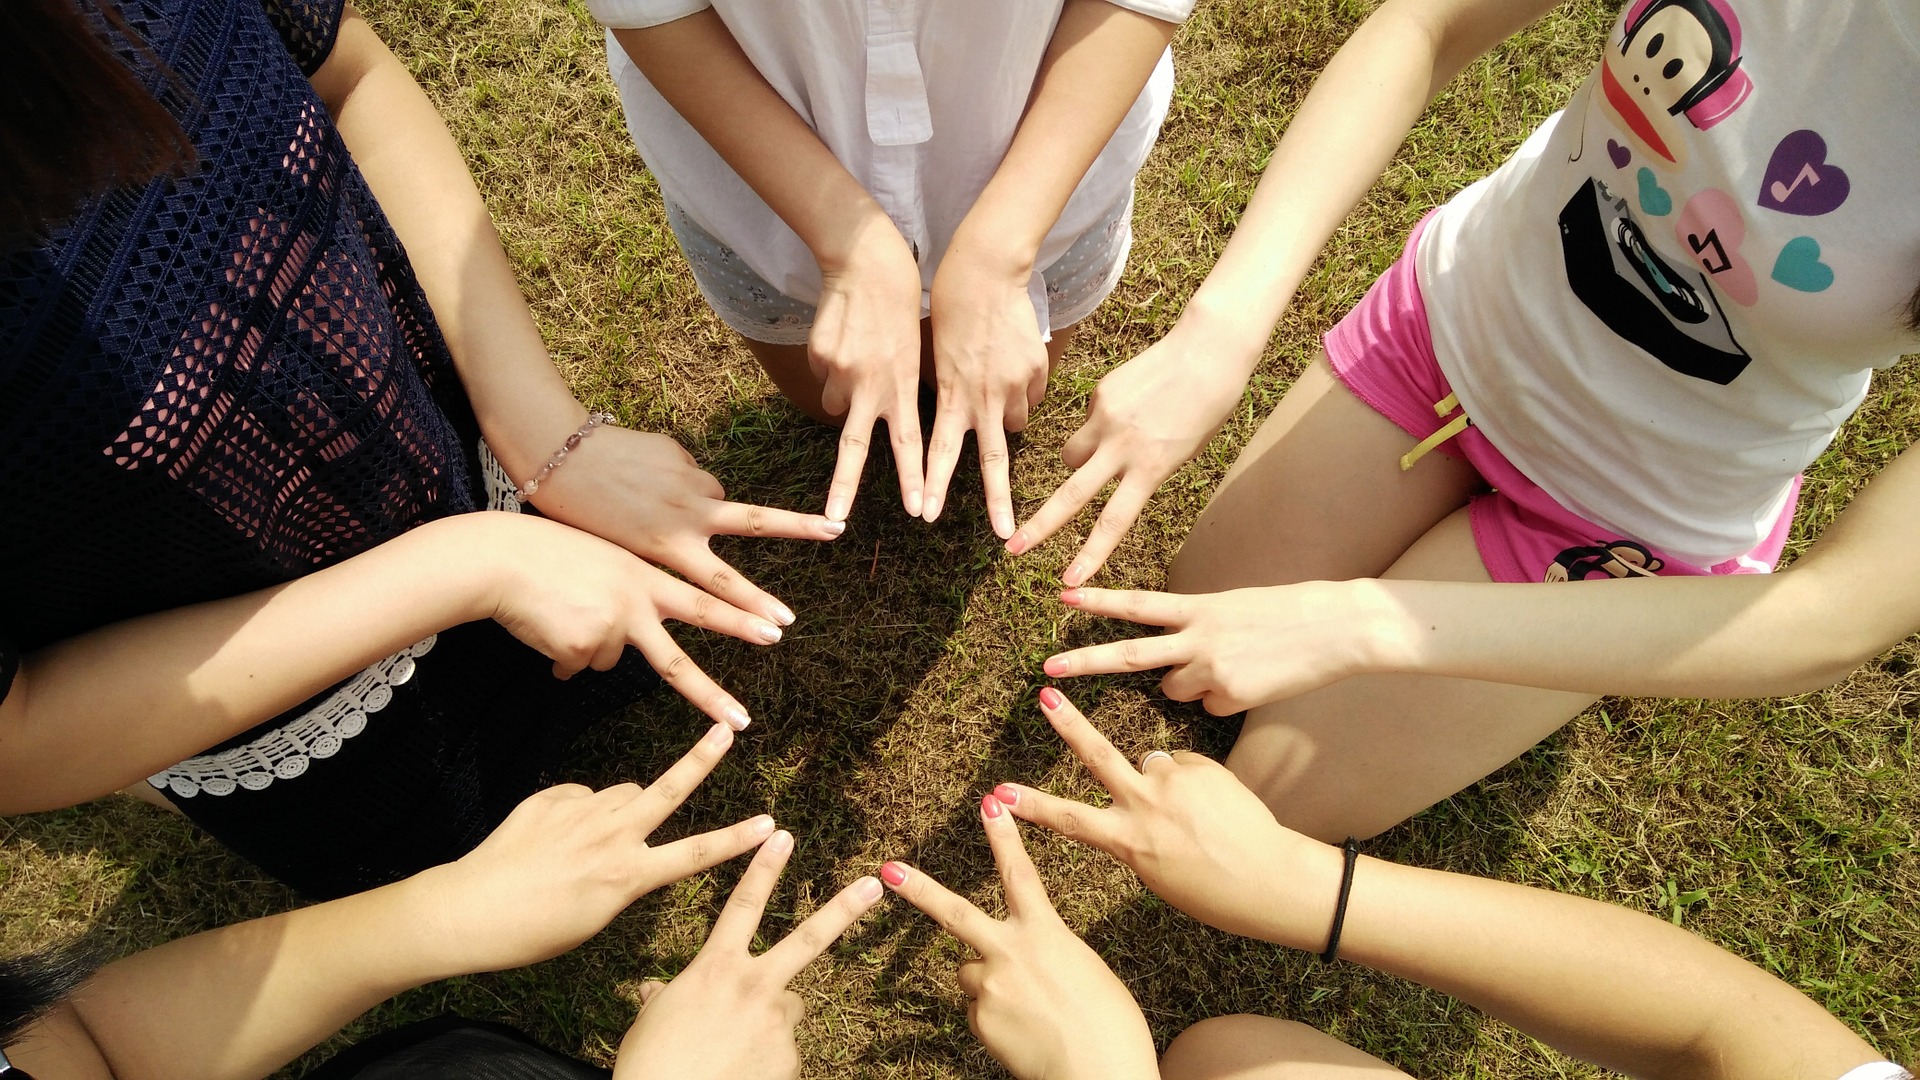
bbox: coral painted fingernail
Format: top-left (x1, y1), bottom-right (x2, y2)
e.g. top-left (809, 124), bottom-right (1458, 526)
top-left (1005, 530), bottom-right (1029, 555)
top-left (881, 862), bottom-right (908, 887)
top-left (993, 784), bottom-right (1020, 806)
top-left (724, 707), bottom-right (752, 732)
top-left (1039, 686), bottom-right (1064, 709)
top-left (981, 793), bottom-right (1003, 819)
top-left (1060, 588), bottom-right (1083, 606)
top-left (1043, 656), bottom-right (1069, 678)
top-left (855, 876), bottom-right (884, 901)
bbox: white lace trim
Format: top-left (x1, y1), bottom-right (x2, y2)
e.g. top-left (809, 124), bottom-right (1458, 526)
top-left (148, 440), bottom-right (516, 798)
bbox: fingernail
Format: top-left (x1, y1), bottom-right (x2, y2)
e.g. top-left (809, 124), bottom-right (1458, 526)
top-left (700, 723), bottom-right (732, 749)
top-left (980, 792), bottom-right (1003, 820)
top-left (757, 622), bottom-right (784, 643)
top-left (768, 829), bottom-right (794, 854)
top-left (1005, 530), bottom-right (1029, 555)
top-left (991, 513), bottom-right (1013, 540)
top-left (827, 497), bottom-right (849, 522)
top-left (993, 784), bottom-right (1020, 806)
top-left (922, 496), bottom-right (941, 523)
top-left (855, 876), bottom-right (885, 901)
top-left (820, 519), bottom-right (846, 538)
top-left (749, 814), bottom-right (776, 836)
top-left (724, 707), bottom-right (752, 732)
top-left (1060, 588), bottom-right (1083, 606)
top-left (1039, 686), bottom-right (1064, 709)
top-left (1043, 656), bottom-right (1069, 678)
top-left (1063, 562), bottom-right (1087, 587)
top-left (770, 602), bottom-right (796, 626)
top-left (880, 861), bottom-right (908, 887)
top-left (906, 492), bottom-right (924, 518)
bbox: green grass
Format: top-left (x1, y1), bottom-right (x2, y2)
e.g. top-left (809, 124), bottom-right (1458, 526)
top-left (3, 1), bottom-right (1916, 1077)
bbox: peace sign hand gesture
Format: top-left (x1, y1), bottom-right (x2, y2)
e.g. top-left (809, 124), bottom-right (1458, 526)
top-left (881, 793), bottom-right (1158, 1080)
top-left (616, 831), bottom-right (887, 1080)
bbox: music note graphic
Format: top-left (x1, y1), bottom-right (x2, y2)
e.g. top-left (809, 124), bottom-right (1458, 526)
top-left (1687, 229), bottom-right (1732, 274)
top-left (1769, 163), bottom-right (1820, 203)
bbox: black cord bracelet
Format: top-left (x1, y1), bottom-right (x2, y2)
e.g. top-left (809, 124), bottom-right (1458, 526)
top-left (1319, 837), bottom-right (1362, 963)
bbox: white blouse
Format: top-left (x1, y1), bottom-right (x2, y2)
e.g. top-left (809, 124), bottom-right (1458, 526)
top-left (585, 0), bottom-right (1195, 325)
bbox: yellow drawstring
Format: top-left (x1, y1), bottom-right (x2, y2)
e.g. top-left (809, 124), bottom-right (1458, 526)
top-left (1399, 392), bottom-right (1470, 471)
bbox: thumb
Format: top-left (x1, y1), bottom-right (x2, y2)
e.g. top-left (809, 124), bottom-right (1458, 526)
top-left (638, 979), bottom-right (668, 1006)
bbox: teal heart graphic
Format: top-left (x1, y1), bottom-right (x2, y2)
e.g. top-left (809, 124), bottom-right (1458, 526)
top-left (1771, 236), bottom-right (1834, 293)
top-left (1636, 167), bottom-right (1673, 216)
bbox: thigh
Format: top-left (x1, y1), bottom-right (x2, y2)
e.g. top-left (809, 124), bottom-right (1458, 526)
top-left (1226, 506), bottom-right (1598, 841)
top-left (1161, 1016), bottom-right (1412, 1080)
top-left (1168, 353), bottom-right (1484, 594)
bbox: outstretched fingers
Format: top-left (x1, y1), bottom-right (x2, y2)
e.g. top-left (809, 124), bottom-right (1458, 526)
top-left (881, 861), bottom-right (1005, 957)
top-left (646, 813), bottom-right (779, 889)
top-left (977, 420), bottom-right (1016, 541)
top-left (1034, 688), bottom-right (1141, 800)
top-left (708, 828), bottom-right (795, 953)
top-left (1060, 476), bottom-right (1157, 588)
top-left (759, 875), bottom-right (887, 984)
top-left (825, 403), bottom-right (879, 524)
top-left (979, 791), bottom-right (1053, 920)
top-left (920, 400), bottom-right (969, 525)
top-left (627, 722), bottom-right (736, 832)
top-left (630, 622), bottom-right (751, 731)
top-left (1005, 450), bottom-right (1118, 557)
top-left (991, 783), bottom-right (1123, 856)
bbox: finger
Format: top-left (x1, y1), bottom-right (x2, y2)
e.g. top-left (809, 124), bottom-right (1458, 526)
top-left (884, 390), bottom-right (927, 519)
top-left (1060, 476), bottom-right (1157, 588)
top-left (670, 545), bottom-right (797, 634)
top-left (956, 957), bottom-right (987, 999)
top-left (626, 722), bottom-right (735, 831)
top-left (759, 874), bottom-right (886, 984)
top-left (638, 980), bottom-right (667, 1006)
top-left (991, 783), bottom-right (1126, 854)
top-left (1061, 416), bottom-right (1101, 470)
top-left (1004, 451), bottom-right (1118, 556)
top-left (921, 398), bottom-right (970, 524)
top-left (652, 573), bottom-right (785, 648)
top-left (976, 420), bottom-right (1016, 541)
top-left (646, 814), bottom-right (779, 893)
top-left (709, 828), bottom-right (793, 952)
top-left (631, 622), bottom-right (751, 731)
top-left (825, 402), bottom-right (879, 523)
top-left (782, 989), bottom-right (805, 1026)
top-left (979, 791), bottom-right (1051, 919)
top-left (1041, 632), bottom-right (1189, 679)
top-left (879, 861), bottom-right (1005, 955)
top-left (1158, 663), bottom-right (1206, 704)
top-left (708, 500), bottom-right (848, 544)
top-left (1059, 586), bottom-right (1193, 627)
top-left (587, 636), bottom-right (628, 674)
top-left (1034, 687), bottom-right (1141, 799)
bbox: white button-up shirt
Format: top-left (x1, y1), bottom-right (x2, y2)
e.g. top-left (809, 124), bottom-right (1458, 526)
top-left (589, 0), bottom-right (1194, 325)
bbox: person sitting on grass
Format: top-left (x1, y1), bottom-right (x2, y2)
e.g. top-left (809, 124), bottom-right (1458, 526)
top-left (0, 0), bottom-right (842, 900)
top-left (1020, 0), bottom-right (1920, 843)
top-left (0, 723), bottom-right (885, 1080)
top-left (882, 689), bottom-right (1911, 1080)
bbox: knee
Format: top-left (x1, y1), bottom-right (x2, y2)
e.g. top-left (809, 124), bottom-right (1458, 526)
top-left (1223, 739), bottom-right (1399, 844)
top-left (1161, 1016), bottom-right (1348, 1080)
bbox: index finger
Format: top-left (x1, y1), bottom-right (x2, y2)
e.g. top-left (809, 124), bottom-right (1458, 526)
top-left (758, 874), bottom-right (886, 984)
top-left (825, 403), bottom-right (879, 523)
top-left (1034, 687), bottom-right (1141, 800)
top-left (1060, 476), bottom-right (1157, 588)
top-left (879, 861), bottom-right (1006, 956)
top-left (980, 792), bottom-right (1052, 920)
top-left (1005, 450), bottom-right (1119, 557)
top-left (977, 419), bottom-right (1016, 541)
top-left (882, 388), bottom-right (927, 520)
top-left (708, 828), bottom-right (793, 954)
top-left (625, 721), bottom-right (735, 832)
top-left (707, 500), bottom-right (847, 543)
top-left (631, 622), bottom-right (752, 732)
top-left (1060, 587), bottom-right (1193, 627)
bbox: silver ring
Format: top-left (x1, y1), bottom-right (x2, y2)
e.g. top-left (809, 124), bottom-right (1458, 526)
top-left (1139, 750), bottom-right (1175, 771)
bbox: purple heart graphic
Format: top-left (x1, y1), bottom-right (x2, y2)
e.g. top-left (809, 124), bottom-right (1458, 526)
top-left (1606, 139), bottom-right (1631, 169)
top-left (1758, 129), bottom-right (1850, 216)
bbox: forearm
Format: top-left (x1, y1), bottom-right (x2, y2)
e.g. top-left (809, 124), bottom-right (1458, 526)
top-left (610, 12), bottom-right (899, 271)
top-left (945, 0), bottom-right (1176, 274)
top-left (0, 515), bottom-right (499, 812)
top-left (314, 7), bottom-right (584, 485)
top-left (1171, 0), bottom-right (1555, 373)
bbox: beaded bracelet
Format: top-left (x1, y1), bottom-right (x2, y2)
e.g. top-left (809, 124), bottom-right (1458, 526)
top-left (1319, 837), bottom-right (1362, 963)
top-left (513, 412), bottom-right (615, 500)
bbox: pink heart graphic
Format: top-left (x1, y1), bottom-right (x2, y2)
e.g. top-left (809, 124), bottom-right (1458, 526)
top-left (1758, 130), bottom-right (1850, 216)
top-left (1607, 139), bottom-right (1630, 169)
top-left (1675, 189), bottom-right (1757, 307)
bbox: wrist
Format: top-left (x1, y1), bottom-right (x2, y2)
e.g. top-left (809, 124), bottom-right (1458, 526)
top-left (1254, 831), bottom-right (1350, 953)
top-left (1167, 291), bottom-right (1275, 377)
top-left (1352, 578), bottom-right (1424, 677)
top-left (941, 218), bottom-right (1040, 282)
top-left (811, 201), bottom-right (912, 276)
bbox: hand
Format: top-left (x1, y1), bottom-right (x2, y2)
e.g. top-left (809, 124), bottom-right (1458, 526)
top-left (403, 722), bottom-right (775, 975)
top-left (616, 830), bottom-right (886, 1080)
top-left (881, 795), bottom-right (1158, 1080)
top-left (1043, 582), bottom-right (1395, 713)
top-left (998, 688), bottom-right (1343, 948)
top-left (1007, 332), bottom-right (1247, 585)
top-left (483, 511), bottom-right (776, 728)
top-left (529, 422), bottom-right (844, 629)
top-left (924, 243), bottom-right (1050, 538)
top-left (811, 218), bottom-right (928, 523)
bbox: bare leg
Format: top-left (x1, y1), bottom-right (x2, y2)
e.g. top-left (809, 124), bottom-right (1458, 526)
top-left (1161, 1015), bottom-right (1412, 1080)
top-left (1227, 508), bottom-right (1598, 841)
top-left (121, 782), bottom-right (182, 814)
top-left (1168, 353), bottom-right (1483, 593)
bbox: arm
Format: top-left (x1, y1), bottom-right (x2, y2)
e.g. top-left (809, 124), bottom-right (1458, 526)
top-left (1004, 691), bottom-right (1890, 1080)
top-left (5, 732), bottom-right (774, 1080)
top-left (924, 0), bottom-right (1179, 537)
top-left (1013, 0), bottom-right (1563, 583)
top-left (317, 7), bottom-right (838, 627)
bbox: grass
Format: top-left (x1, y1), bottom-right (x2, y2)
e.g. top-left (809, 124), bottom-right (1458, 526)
top-left (4, 1), bottom-right (1917, 1076)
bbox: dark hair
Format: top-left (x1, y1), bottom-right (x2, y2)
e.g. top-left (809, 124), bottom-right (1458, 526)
top-left (1, 942), bottom-right (104, 1045)
top-left (0, 0), bottom-right (194, 247)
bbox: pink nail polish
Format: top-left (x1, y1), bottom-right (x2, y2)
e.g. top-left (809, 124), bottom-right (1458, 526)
top-left (1060, 588), bottom-right (1083, 606)
top-left (1039, 686), bottom-right (1063, 709)
top-left (1005, 531), bottom-right (1028, 555)
top-left (980, 793), bottom-right (1003, 819)
top-left (1043, 656), bottom-right (1068, 678)
top-left (992, 784), bottom-right (1020, 806)
top-left (1063, 563), bottom-right (1086, 587)
top-left (880, 862), bottom-right (908, 887)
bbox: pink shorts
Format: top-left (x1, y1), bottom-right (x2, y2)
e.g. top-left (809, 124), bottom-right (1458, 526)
top-left (1323, 215), bottom-right (1800, 585)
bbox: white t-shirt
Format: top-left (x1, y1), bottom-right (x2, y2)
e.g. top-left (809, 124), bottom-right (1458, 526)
top-left (1417, 0), bottom-right (1920, 566)
top-left (585, 0), bottom-right (1193, 328)
top-left (1836, 1064), bottom-right (1912, 1080)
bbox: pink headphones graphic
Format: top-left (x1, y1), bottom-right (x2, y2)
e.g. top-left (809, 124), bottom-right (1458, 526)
top-left (1622, 0), bottom-right (1752, 130)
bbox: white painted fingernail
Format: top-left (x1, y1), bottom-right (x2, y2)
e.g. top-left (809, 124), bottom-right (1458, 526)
top-left (922, 496), bottom-right (941, 522)
top-left (725, 707), bottom-right (751, 732)
top-left (827, 496), bottom-right (849, 521)
top-left (770, 603), bottom-right (796, 626)
top-left (906, 492), bottom-right (923, 518)
top-left (758, 622), bottom-right (783, 643)
top-left (821, 520), bottom-right (846, 537)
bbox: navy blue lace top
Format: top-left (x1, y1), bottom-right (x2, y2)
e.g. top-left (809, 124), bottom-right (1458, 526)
top-left (0, 0), bottom-right (656, 898)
